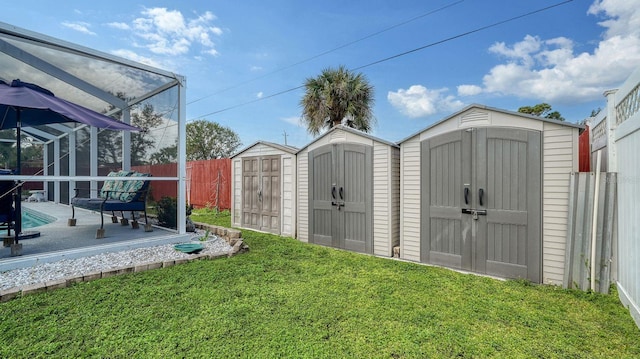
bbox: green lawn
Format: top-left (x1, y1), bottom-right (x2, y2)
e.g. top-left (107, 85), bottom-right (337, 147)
top-left (189, 207), bottom-right (232, 228)
top-left (0, 212), bottom-right (638, 358)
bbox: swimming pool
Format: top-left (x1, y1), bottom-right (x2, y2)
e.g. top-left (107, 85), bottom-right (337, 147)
top-left (21, 208), bottom-right (56, 229)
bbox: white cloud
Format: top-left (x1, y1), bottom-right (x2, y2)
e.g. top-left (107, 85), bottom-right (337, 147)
top-left (387, 85), bottom-right (465, 118)
top-left (62, 21), bottom-right (96, 35)
top-left (457, 84), bottom-right (483, 96)
top-left (469, 0), bottom-right (640, 104)
top-left (126, 7), bottom-right (222, 57)
top-left (203, 49), bottom-right (220, 56)
top-left (489, 35), bottom-right (541, 67)
top-left (211, 27), bottom-right (223, 36)
top-left (256, 92), bottom-right (264, 99)
top-left (588, 0), bottom-right (640, 37)
top-left (250, 65), bottom-right (263, 72)
top-left (111, 49), bottom-right (164, 69)
top-left (107, 22), bottom-right (130, 30)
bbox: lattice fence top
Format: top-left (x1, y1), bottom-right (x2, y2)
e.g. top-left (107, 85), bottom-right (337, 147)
top-left (592, 118), bottom-right (607, 141)
top-left (616, 83), bottom-right (640, 125)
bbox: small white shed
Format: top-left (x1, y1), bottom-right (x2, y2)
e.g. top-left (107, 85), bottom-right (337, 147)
top-left (231, 141), bottom-right (298, 236)
top-left (399, 104), bottom-right (581, 284)
top-left (297, 125), bottom-right (400, 256)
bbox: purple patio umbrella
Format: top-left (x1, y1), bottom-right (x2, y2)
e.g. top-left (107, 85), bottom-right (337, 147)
top-left (0, 79), bottom-right (140, 245)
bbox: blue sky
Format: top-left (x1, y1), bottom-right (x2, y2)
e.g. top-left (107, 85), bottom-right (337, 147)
top-left (1, 0), bottom-right (639, 148)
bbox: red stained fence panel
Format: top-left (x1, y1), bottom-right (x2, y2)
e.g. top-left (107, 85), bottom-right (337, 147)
top-left (578, 125), bottom-right (590, 172)
top-left (132, 163), bottom-right (178, 203)
top-left (186, 159), bottom-right (231, 210)
top-left (133, 159), bottom-right (231, 210)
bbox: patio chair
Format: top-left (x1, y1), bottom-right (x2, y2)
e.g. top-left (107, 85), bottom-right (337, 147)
top-left (70, 170), bottom-right (152, 239)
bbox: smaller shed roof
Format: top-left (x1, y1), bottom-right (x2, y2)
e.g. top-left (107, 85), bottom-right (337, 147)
top-left (232, 140), bottom-right (299, 158)
top-left (398, 104), bottom-right (584, 144)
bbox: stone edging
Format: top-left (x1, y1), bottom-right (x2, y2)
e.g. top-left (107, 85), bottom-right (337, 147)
top-left (0, 224), bottom-right (247, 303)
top-left (192, 222), bottom-right (249, 255)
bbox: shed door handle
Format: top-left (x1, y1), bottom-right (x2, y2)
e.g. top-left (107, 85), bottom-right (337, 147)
top-left (464, 187), bottom-right (469, 205)
top-left (332, 186), bottom-right (336, 200)
top-left (339, 187), bottom-right (344, 200)
top-left (479, 188), bottom-right (484, 206)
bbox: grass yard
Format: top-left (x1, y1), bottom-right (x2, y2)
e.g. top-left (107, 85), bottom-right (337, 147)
top-left (190, 207), bottom-right (232, 228)
top-left (0, 211), bottom-right (638, 358)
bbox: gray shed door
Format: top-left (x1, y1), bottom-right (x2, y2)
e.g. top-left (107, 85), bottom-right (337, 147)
top-left (241, 155), bottom-right (281, 234)
top-left (421, 128), bottom-right (541, 282)
top-left (242, 157), bottom-right (260, 229)
top-left (309, 143), bottom-right (372, 254)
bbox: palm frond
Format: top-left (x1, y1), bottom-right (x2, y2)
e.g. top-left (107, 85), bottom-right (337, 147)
top-left (300, 65), bottom-right (375, 136)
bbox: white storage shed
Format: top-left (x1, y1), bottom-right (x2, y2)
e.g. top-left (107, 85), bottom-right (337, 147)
top-left (399, 105), bottom-right (582, 284)
top-left (231, 141), bottom-right (298, 236)
top-left (297, 125), bottom-right (400, 256)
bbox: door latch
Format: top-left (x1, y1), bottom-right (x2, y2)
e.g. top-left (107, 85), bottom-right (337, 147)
top-left (461, 208), bottom-right (487, 220)
top-left (331, 185), bottom-right (345, 210)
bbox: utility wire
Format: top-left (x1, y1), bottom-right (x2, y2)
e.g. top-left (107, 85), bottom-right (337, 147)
top-left (187, 0), bottom-right (465, 106)
top-left (192, 0), bottom-right (573, 119)
top-left (354, 0), bottom-right (573, 71)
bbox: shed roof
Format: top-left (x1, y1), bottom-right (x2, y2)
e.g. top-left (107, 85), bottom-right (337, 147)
top-left (232, 140), bottom-right (299, 158)
top-left (398, 104), bottom-right (584, 144)
top-left (297, 124), bottom-right (399, 153)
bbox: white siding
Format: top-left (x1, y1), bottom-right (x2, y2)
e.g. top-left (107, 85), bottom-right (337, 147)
top-left (231, 159), bottom-right (242, 227)
top-left (390, 147), bottom-right (401, 251)
top-left (281, 155), bottom-right (296, 237)
top-left (400, 136), bottom-right (421, 262)
top-left (297, 149), bottom-right (309, 243)
top-left (541, 124), bottom-right (578, 285)
top-left (373, 144), bottom-right (393, 256)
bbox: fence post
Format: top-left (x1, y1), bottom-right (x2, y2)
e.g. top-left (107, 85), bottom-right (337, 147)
top-left (590, 151), bottom-right (602, 292)
top-left (604, 89), bottom-right (618, 172)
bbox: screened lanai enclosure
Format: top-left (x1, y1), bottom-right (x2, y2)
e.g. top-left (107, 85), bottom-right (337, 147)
top-left (0, 22), bottom-right (188, 256)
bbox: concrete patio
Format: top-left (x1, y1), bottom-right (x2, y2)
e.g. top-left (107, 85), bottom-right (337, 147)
top-left (0, 201), bottom-right (193, 272)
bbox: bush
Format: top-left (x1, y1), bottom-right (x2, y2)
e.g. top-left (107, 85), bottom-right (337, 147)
top-left (156, 196), bottom-right (192, 229)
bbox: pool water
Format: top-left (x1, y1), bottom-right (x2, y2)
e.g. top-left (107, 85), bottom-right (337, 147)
top-left (21, 208), bottom-right (56, 229)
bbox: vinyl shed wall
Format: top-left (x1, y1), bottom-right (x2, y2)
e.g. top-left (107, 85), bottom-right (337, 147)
top-left (231, 143), bottom-right (297, 237)
top-left (297, 128), bottom-right (400, 256)
top-left (400, 107), bottom-right (578, 284)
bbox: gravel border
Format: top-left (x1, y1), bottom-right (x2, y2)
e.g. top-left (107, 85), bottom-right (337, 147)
top-left (0, 234), bottom-right (234, 301)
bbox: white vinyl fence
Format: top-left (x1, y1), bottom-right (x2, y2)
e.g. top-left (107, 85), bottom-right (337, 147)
top-left (590, 67), bottom-right (640, 329)
top-left (564, 172), bottom-right (616, 293)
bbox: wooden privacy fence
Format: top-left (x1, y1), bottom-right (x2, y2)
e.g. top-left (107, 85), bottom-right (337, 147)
top-left (132, 163), bottom-right (178, 202)
top-left (578, 125), bottom-right (590, 172)
top-left (133, 159), bottom-right (231, 210)
top-left (564, 172), bottom-right (617, 293)
top-left (186, 159), bottom-right (231, 209)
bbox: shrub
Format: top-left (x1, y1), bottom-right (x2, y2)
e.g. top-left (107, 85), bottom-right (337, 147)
top-left (156, 196), bottom-right (192, 229)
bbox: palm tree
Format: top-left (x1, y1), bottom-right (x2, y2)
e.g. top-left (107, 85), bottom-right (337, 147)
top-left (300, 65), bottom-right (375, 136)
